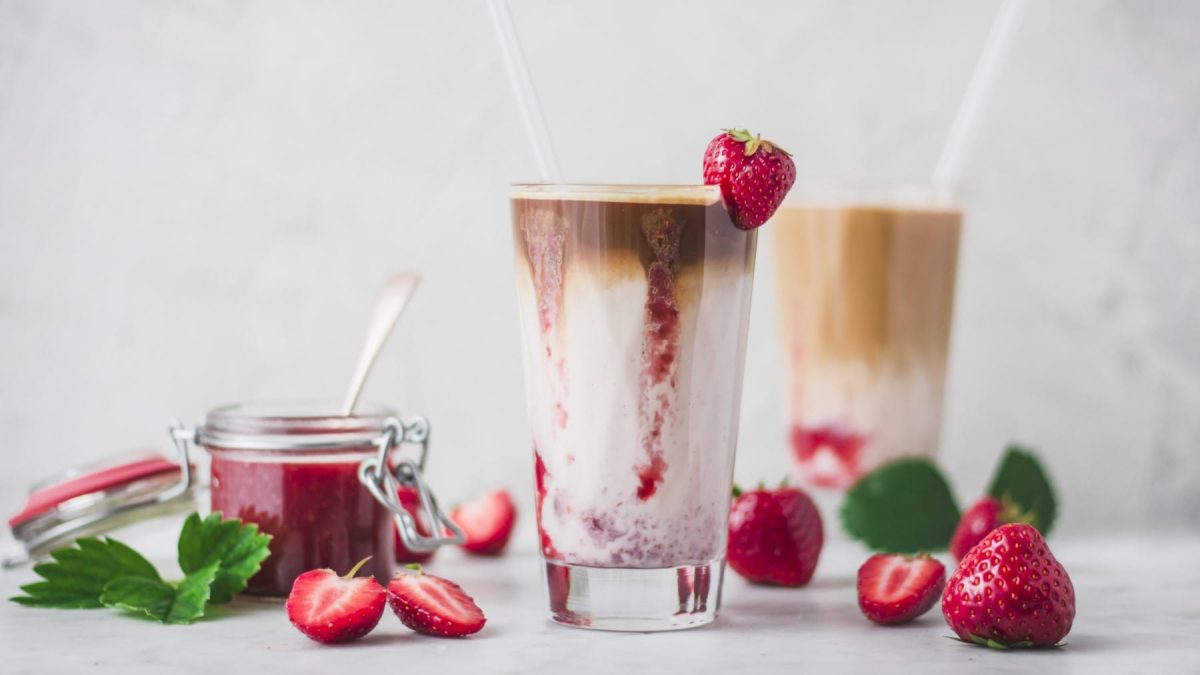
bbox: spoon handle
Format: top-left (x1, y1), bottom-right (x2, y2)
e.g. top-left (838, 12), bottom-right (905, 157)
top-left (341, 272), bottom-right (422, 416)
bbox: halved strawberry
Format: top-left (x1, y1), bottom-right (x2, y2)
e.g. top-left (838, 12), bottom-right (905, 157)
top-left (286, 558), bottom-right (386, 644)
top-left (394, 486), bottom-right (436, 564)
top-left (857, 553), bottom-right (946, 625)
top-left (451, 488), bottom-right (517, 556)
top-left (386, 566), bottom-right (486, 637)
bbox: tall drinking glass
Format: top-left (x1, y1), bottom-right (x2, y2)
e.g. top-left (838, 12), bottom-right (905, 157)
top-left (511, 184), bottom-right (757, 631)
top-left (772, 187), bottom-right (962, 489)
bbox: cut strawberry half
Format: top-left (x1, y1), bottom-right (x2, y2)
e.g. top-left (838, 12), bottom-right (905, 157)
top-left (387, 566), bottom-right (486, 637)
top-left (286, 557), bottom-right (386, 644)
top-left (857, 553), bottom-right (946, 625)
top-left (394, 486), bottom-right (436, 564)
top-left (451, 488), bottom-right (517, 556)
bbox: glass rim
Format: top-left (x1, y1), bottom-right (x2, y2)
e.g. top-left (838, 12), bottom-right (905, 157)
top-left (200, 399), bottom-right (396, 451)
top-left (510, 183), bottom-right (721, 203)
top-left (782, 183), bottom-right (962, 211)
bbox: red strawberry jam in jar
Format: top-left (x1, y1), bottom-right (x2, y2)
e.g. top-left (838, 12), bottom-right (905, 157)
top-left (194, 401), bottom-right (461, 597)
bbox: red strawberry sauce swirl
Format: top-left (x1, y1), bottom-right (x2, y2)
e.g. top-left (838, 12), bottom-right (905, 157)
top-left (534, 449), bottom-right (560, 559)
top-left (636, 208), bottom-right (683, 500)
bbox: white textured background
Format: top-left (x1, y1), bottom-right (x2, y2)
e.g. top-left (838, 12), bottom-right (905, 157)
top-left (1, 0), bottom-right (1197, 536)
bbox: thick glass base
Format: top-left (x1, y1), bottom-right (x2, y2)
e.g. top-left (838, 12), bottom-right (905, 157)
top-left (544, 558), bottom-right (724, 632)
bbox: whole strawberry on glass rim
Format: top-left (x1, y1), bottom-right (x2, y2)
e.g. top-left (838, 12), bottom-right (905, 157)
top-left (702, 128), bottom-right (797, 230)
top-left (943, 523), bottom-right (1075, 648)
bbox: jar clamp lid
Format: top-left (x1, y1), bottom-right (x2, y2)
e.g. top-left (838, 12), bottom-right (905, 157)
top-left (4, 423), bottom-right (198, 568)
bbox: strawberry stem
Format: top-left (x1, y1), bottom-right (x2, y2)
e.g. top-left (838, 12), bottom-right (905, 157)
top-left (343, 556), bottom-right (373, 579)
top-left (723, 128), bottom-right (754, 143)
top-left (403, 563), bottom-right (424, 574)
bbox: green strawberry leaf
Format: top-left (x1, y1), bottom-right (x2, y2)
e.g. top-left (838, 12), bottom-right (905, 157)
top-left (177, 512), bottom-right (272, 604)
top-left (9, 537), bottom-right (160, 608)
top-left (101, 562), bottom-right (219, 625)
top-left (986, 445), bottom-right (1058, 535)
top-left (840, 457), bottom-right (960, 552)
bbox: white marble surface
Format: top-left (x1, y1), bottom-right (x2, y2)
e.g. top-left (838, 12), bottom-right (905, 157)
top-left (1, 0), bottom-right (1198, 538)
top-left (2, 520), bottom-right (1198, 674)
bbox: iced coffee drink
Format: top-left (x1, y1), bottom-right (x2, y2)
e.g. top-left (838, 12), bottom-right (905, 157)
top-left (512, 184), bottom-right (757, 630)
top-left (772, 189), bottom-right (961, 488)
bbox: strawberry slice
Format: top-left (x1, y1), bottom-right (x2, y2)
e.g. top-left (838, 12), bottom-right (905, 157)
top-left (451, 488), bottom-right (517, 556)
top-left (857, 553), bottom-right (946, 625)
top-left (387, 567), bottom-right (486, 637)
top-left (286, 558), bottom-right (386, 644)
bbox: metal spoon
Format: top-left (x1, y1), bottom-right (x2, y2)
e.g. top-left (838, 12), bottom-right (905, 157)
top-left (341, 272), bottom-right (422, 416)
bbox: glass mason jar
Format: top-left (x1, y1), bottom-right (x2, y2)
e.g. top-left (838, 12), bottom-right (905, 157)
top-left (5, 401), bottom-right (461, 591)
top-left (192, 401), bottom-right (460, 597)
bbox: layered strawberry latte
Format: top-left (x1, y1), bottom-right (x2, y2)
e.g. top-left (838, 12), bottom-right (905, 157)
top-left (510, 130), bottom-right (796, 631)
top-left (512, 186), bottom-right (756, 570)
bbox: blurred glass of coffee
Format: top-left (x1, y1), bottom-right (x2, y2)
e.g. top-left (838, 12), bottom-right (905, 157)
top-left (771, 187), bottom-right (961, 488)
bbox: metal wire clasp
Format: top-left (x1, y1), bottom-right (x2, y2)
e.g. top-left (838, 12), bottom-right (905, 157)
top-left (358, 416), bottom-right (463, 552)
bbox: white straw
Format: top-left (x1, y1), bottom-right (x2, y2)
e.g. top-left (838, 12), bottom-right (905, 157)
top-left (486, 0), bottom-right (564, 183)
top-left (932, 0), bottom-right (1029, 188)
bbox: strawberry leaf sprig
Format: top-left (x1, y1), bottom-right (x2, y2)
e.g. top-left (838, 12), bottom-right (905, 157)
top-left (10, 512), bottom-right (270, 624)
top-left (840, 444), bottom-right (1058, 553)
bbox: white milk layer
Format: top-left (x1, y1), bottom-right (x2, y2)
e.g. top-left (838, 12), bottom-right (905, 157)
top-left (786, 357), bottom-right (948, 486)
top-left (515, 261), bottom-right (752, 568)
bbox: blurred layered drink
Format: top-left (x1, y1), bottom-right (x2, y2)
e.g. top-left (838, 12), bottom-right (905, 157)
top-left (772, 188), bottom-right (961, 488)
top-left (511, 184), bottom-right (757, 630)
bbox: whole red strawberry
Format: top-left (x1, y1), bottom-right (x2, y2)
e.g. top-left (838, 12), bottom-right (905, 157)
top-left (942, 523), bottom-right (1075, 648)
top-left (702, 128), bottom-right (796, 230)
top-left (950, 496), bottom-right (1032, 560)
top-left (857, 553), bottom-right (946, 625)
top-left (727, 485), bottom-right (823, 586)
top-left (950, 497), bottom-right (1003, 561)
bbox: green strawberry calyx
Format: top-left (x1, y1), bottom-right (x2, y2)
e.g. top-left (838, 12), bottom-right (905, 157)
top-left (722, 128), bottom-right (792, 157)
top-left (953, 634), bottom-right (1044, 650)
top-left (997, 495), bottom-right (1038, 528)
